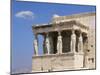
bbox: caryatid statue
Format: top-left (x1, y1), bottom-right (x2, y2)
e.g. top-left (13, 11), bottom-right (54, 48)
top-left (70, 30), bottom-right (76, 53)
top-left (57, 32), bottom-right (62, 54)
top-left (78, 32), bottom-right (83, 53)
top-left (34, 35), bottom-right (38, 56)
top-left (45, 33), bottom-right (50, 54)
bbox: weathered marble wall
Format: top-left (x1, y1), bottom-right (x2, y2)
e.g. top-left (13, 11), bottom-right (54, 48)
top-left (32, 53), bottom-right (84, 72)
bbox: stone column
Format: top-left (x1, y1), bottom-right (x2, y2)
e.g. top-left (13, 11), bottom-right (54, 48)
top-left (33, 34), bottom-right (38, 56)
top-left (57, 32), bottom-right (62, 54)
top-left (45, 33), bottom-right (50, 54)
top-left (43, 35), bottom-right (46, 54)
top-left (78, 32), bottom-right (83, 53)
top-left (49, 36), bottom-right (53, 54)
top-left (70, 30), bottom-right (76, 53)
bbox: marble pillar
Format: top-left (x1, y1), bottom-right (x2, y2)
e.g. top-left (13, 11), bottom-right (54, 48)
top-left (57, 32), bottom-right (62, 54)
top-left (49, 36), bottom-right (53, 54)
top-left (78, 33), bottom-right (83, 53)
top-left (43, 35), bottom-right (46, 54)
top-left (45, 33), bottom-right (50, 54)
top-left (70, 30), bottom-right (76, 53)
top-left (33, 34), bottom-right (38, 56)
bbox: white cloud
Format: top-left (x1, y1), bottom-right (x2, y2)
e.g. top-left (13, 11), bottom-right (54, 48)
top-left (15, 11), bottom-right (34, 19)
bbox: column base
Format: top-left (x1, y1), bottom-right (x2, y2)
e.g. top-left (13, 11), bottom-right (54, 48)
top-left (69, 51), bottom-right (77, 54)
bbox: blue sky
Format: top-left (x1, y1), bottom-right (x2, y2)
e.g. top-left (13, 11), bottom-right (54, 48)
top-left (12, 0), bottom-right (96, 73)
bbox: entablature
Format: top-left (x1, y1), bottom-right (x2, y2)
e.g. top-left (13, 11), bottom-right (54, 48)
top-left (32, 20), bottom-right (89, 34)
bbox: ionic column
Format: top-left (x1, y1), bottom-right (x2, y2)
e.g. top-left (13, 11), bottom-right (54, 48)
top-left (78, 32), bottom-right (83, 53)
top-left (45, 33), bottom-right (50, 54)
top-left (70, 30), bottom-right (76, 53)
top-left (57, 32), bottom-right (62, 54)
top-left (33, 34), bottom-right (38, 56)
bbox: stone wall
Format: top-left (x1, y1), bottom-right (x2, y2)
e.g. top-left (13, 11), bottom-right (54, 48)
top-left (32, 53), bottom-right (84, 72)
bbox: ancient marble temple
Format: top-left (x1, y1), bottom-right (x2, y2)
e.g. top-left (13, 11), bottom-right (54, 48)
top-left (32, 12), bottom-right (96, 72)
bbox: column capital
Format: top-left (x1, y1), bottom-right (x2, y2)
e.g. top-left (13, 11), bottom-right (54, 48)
top-left (34, 33), bottom-right (38, 38)
top-left (58, 31), bottom-right (61, 35)
top-left (46, 32), bottom-right (49, 37)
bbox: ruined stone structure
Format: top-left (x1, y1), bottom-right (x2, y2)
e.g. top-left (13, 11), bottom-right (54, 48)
top-left (32, 12), bottom-right (96, 72)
